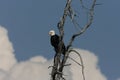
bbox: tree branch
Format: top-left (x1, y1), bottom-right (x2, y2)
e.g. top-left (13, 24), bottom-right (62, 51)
top-left (67, 0), bottom-right (96, 50)
top-left (50, 0), bottom-right (97, 80)
top-left (51, 0), bottom-right (72, 80)
top-left (68, 49), bottom-right (85, 80)
top-left (57, 0), bottom-right (72, 40)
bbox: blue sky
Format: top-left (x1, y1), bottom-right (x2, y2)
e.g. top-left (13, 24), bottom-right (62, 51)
top-left (0, 0), bottom-right (120, 80)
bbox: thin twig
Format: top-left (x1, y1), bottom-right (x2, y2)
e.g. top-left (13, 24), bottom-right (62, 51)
top-left (50, 0), bottom-right (97, 80)
top-left (67, 0), bottom-right (96, 50)
top-left (68, 49), bottom-right (85, 80)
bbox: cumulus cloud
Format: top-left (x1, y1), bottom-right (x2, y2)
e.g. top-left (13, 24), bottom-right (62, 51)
top-left (0, 26), bottom-right (107, 80)
top-left (0, 70), bottom-right (8, 80)
top-left (7, 58), bottom-right (52, 80)
top-left (68, 49), bottom-right (107, 80)
top-left (0, 26), bottom-right (16, 72)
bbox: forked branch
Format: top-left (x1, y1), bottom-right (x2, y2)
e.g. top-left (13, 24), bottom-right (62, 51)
top-left (67, 0), bottom-right (97, 49)
top-left (50, 0), bottom-right (97, 80)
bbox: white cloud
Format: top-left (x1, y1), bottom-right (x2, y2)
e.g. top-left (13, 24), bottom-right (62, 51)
top-left (0, 26), bottom-right (107, 80)
top-left (8, 58), bottom-right (52, 80)
top-left (0, 70), bottom-right (8, 80)
top-left (68, 49), bottom-right (107, 80)
top-left (0, 26), bottom-right (16, 72)
top-left (30, 56), bottom-right (47, 63)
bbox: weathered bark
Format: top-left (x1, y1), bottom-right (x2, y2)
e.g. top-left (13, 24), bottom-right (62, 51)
top-left (50, 0), bottom-right (97, 80)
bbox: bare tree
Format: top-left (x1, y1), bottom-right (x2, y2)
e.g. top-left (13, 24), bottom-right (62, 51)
top-left (49, 0), bottom-right (97, 80)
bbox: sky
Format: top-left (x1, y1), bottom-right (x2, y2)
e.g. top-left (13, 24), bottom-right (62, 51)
top-left (0, 0), bottom-right (120, 80)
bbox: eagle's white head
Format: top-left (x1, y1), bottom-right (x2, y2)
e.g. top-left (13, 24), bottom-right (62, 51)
top-left (49, 30), bottom-right (55, 36)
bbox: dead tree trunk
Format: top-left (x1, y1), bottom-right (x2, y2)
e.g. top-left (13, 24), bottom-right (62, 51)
top-left (49, 0), bottom-right (97, 80)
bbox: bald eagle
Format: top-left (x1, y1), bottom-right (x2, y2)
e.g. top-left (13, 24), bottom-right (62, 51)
top-left (49, 30), bottom-right (66, 55)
